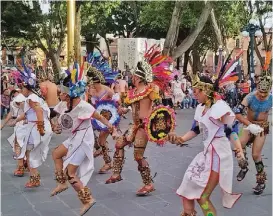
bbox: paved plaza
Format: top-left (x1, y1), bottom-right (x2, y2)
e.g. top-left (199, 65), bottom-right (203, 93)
top-left (1, 109), bottom-right (272, 216)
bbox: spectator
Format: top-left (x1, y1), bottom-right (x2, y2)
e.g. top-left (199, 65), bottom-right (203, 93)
top-left (181, 90), bottom-right (191, 109)
top-left (171, 75), bottom-right (184, 109)
top-left (162, 83), bottom-right (174, 108)
top-left (1, 89), bottom-right (10, 119)
top-left (181, 75), bottom-right (187, 92)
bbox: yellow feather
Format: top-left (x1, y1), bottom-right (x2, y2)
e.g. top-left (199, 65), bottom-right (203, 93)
top-left (71, 69), bottom-right (76, 83)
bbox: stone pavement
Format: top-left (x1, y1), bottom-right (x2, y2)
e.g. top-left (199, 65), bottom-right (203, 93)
top-left (1, 109), bottom-right (272, 216)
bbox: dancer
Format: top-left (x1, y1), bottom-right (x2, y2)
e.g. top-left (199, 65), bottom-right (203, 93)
top-left (11, 64), bottom-right (53, 188)
top-left (1, 90), bottom-right (28, 176)
top-left (40, 73), bottom-right (59, 120)
top-left (171, 75), bottom-right (184, 109)
top-left (111, 73), bottom-right (128, 105)
top-left (86, 53), bottom-right (120, 174)
top-left (105, 44), bottom-right (173, 196)
top-left (234, 69), bottom-right (272, 195)
top-left (168, 74), bottom-right (242, 216)
top-left (50, 66), bottom-right (117, 216)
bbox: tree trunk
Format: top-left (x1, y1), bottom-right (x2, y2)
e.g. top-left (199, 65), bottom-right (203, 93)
top-left (192, 48), bottom-right (201, 72)
top-left (85, 34), bottom-right (97, 54)
top-left (104, 37), bottom-right (112, 58)
top-left (86, 41), bottom-right (95, 54)
top-left (176, 57), bottom-right (180, 70)
top-left (183, 49), bottom-right (190, 73)
top-left (162, 1), bottom-right (185, 56)
top-left (171, 1), bottom-right (212, 60)
top-left (210, 8), bottom-right (224, 47)
top-left (75, 3), bottom-right (82, 64)
top-left (254, 38), bottom-right (264, 66)
top-left (48, 52), bottom-right (61, 81)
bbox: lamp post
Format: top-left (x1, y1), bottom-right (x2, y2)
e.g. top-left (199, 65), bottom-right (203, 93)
top-left (241, 18), bottom-right (263, 90)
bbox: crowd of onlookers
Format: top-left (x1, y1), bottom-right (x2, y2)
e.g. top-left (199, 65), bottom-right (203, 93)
top-left (1, 69), bottom-right (258, 119)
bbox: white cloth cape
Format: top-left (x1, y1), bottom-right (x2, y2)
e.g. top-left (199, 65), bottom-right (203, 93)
top-left (176, 100), bottom-right (242, 209)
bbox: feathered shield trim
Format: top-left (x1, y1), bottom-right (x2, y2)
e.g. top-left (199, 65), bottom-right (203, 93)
top-left (144, 105), bottom-right (176, 146)
top-left (91, 100), bottom-right (120, 131)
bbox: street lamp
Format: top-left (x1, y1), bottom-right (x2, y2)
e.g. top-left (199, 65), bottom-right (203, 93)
top-left (241, 18), bottom-right (262, 90)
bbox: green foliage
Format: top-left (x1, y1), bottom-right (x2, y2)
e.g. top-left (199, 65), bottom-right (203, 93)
top-left (81, 1), bottom-right (120, 39)
top-left (1, 1), bottom-right (67, 53)
top-left (213, 1), bottom-right (250, 38)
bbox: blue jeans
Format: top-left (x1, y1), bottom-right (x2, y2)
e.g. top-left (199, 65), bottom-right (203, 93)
top-left (191, 98), bottom-right (198, 108)
top-left (1, 106), bottom-right (9, 119)
top-left (182, 98), bottom-right (192, 109)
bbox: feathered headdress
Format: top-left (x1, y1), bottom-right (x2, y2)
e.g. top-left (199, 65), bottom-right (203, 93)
top-left (258, 51), bottom-right (272, 92)
top-left (133, 43), bottom-right (174, 89)
top-left (60, 61), bottom-right (87, 98)
top-left (12, 57), bottom-right (37, 89)
top-left (191, 49), bottom-right (243, 97)
top-left (86, 52), bottom-right (119, 84)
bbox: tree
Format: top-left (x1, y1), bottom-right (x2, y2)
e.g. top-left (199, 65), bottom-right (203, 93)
top-left (253, 0), bottom-right (272, 66)
top-left (81, 1), bottom-right (120, 57)
top-left (2, 1), bottom-right (67, 77)
top-left (170, 1), bottom-right (212, 60)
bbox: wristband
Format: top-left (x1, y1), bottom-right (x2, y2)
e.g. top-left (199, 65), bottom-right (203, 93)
top-left (37, 121), bottom-right (45, 134)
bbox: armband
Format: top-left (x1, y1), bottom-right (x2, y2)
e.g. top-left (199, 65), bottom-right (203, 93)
top-left (224, 125), bottom-right (232, 138)
top-left (191, 120), bottom-right (200, 134)
top-left (225, 121), bottom-right (239, 139)
top-left (233, 104), bottom-right (246, 115)
top-left (153, 98), bottom-right (162, 106)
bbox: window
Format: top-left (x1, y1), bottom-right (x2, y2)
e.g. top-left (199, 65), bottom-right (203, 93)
top-left (235, 39), bottom-right (240, 48)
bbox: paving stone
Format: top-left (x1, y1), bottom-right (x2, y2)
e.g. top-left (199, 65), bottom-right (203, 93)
top-left (1, 111), bottom-right (272, 216)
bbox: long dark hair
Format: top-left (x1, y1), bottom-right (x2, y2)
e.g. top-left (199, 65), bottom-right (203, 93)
top-left (10, 89), bottom-right (19, 100)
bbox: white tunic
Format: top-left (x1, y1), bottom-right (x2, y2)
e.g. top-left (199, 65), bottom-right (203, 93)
top-left (176, 100), bottom-right (242, 209)
top-left (14, 93), bottom-right (53, 169)
top-left (172, 80), bottom-right (185, 103)
top-left (54, 100), bottom-right (95, 186)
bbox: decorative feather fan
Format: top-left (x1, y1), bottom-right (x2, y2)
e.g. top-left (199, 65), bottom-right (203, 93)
top-left (12, 57), bottom-right (37, 88)
top-left (87, 52), bottom-right (119, 84)
top-left (216, 49), bottom-right (243, 89)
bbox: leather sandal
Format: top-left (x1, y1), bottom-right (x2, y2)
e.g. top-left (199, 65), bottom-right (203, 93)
top-left (50, 183), bottom-right (68, 197)
top-left (93, 149), bottom-right (102, 158)
top-left (25, 174), bottom-right (41, 188)
top-left (98, 163), bottom-right (112, 174)
top-left (136, 184), bottom-right (155, 196)
top-left (105, 175), bottom-right (123, 184)
top-left (78, 187), bottom-right (96, 216)
top-left (14, 166), bottom-right (24, 177)
top-left (237, 168), bottom-right (249, 181)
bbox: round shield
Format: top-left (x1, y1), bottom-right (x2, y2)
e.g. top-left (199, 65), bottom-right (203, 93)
top-left (91, 100), bottom-right (120, 131)
top-left (144, 105), bottom-right (175, 145)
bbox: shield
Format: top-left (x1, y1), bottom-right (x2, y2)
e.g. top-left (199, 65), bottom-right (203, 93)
top-left (91, 100), bottom-right (120, 131)
top-left (144, 105), bottom-right (175, 145)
